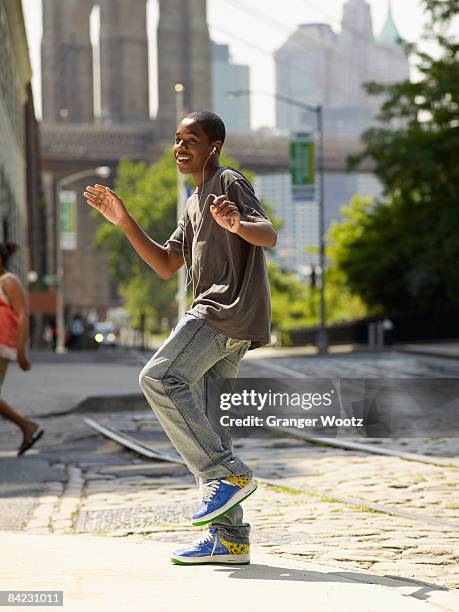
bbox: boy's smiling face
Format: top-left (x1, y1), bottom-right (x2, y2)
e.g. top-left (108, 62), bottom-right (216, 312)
top-left (174, 118), bottom-right (220, 176)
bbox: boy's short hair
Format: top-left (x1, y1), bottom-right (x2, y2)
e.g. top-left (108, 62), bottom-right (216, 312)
top-left (185, 111), bottom-right (226, 145)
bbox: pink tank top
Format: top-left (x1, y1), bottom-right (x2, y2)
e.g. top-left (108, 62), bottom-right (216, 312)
top-left (0, 272), bottom-right (19, 360)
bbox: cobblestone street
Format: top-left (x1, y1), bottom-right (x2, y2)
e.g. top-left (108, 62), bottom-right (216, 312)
top-left (1, 348), bottom-right (458, 609)
top-left (51, 416), bottom-right (459, 591)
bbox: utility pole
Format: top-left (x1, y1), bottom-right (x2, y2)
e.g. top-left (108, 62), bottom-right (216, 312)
top-left (315, 104), bottom-right (328, 354)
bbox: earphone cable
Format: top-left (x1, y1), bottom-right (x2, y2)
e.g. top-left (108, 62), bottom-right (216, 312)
top-left (180, 149), bottom-right (218, 316)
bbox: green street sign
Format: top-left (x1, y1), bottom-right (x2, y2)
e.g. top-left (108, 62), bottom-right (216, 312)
top-left (60, 190), bottom-right (77, 250)
top-left (290, 136), bottom-right (315, 187)
top-left (290, 134), bottom-right (316, 201)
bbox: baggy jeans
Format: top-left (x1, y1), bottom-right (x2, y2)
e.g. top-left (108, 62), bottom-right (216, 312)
top-left (138, 312), bottom-right (253, 543)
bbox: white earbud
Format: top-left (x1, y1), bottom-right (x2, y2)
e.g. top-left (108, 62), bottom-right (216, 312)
top-left (204, 147), bottom-right (217, 165)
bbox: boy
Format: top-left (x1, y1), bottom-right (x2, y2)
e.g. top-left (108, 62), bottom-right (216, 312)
top-left (84, 111), bottom-right (276, 565)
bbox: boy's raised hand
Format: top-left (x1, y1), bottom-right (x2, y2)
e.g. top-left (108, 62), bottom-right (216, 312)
top-left (210, 195), bottom-right (240, 233)
top-left (83, 184), bottom-right (129, 227)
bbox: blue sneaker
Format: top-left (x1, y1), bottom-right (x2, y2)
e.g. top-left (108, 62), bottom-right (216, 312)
top-left (192, 475), bottom-right (257, 526)
top-left (171, 527), bottom-right (250, 565)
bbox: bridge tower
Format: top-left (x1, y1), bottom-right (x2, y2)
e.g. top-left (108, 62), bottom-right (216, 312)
top-left (156, 0), bottom-right (212, 137)
top-left (99, 0), bottom-right (150, 124)
top-left (41, 0), bottom-right (95, 123)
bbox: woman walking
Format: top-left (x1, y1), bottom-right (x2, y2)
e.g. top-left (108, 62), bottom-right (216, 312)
top-left (0, 241), bottom-right (43, 455)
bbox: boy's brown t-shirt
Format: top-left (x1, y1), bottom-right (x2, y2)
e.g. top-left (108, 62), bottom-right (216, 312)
top-left (164, 166), bottom-right (272, 350)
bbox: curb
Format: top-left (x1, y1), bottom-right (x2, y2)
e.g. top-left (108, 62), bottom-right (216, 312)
top-left (52, 465), bottom-right (84, 534)
top-left (396, 346), bottom-right (459, 361)
top-left (26, 481), bottom-right (63, 534)
top-left (26, 465), bottom-right (84, 535)
top-left (36, 393), bottom-right (148, 418)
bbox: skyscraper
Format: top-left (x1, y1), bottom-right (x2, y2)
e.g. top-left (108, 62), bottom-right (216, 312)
top-left (264, 1), bottom-right (405, 277)
top-left (275, 0), bottom-right (409, 137)
top-left (275, 23), bottom-right (336, 132)
top-left (211, 42), bottom-right (250, 133)
top-left (375, 1), bottom-right (408, 86)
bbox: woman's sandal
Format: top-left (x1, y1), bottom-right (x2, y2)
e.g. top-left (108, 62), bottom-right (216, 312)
top-left (17, 427), bottom-right (45, 456)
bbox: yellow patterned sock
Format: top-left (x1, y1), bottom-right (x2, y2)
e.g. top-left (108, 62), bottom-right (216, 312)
top-left (225, 475), bottom-right (252, 488)
top-left (219, 536), bottom-right (250, 555)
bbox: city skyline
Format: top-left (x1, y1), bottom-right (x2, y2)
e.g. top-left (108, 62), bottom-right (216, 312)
top-left (23, 0), bottom-right (436, 129)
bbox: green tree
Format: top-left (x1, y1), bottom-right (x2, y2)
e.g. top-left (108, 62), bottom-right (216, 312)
top-left (336, 0), bottom-right (459, 314)
top-left (327, 196), bottom-right (401, 313)
top-left (269, 252), bottom-right (368, 336)
top-left (268, 261), bottom-right (311, 331)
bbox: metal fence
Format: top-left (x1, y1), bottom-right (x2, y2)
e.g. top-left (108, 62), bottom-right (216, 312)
top-left (284, 305), bottom-right (459, 348)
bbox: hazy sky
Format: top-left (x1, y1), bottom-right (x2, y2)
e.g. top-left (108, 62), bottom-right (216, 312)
top-left (22, 0), bottom-right (436, 128)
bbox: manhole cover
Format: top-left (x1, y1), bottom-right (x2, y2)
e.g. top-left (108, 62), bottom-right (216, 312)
top-left (77, 502), bottom-right (195, 533)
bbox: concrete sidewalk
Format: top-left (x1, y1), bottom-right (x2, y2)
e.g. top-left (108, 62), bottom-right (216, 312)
top-left (1, 532), bottom-right (457, 612)
top-left (397, 341), bottom-right (459, 359)
top-left (2, 353), bottom-right (145, 418)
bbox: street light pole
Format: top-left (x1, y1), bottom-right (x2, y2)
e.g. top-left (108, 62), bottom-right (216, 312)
top-left (175, 83), bottom-right (187, 321)
top-left (55, 166), bottom-right (111, 354)
top-left (227, 90), bottom-right (328, 353)
top-left (315, 104), bottom-right (328, 354)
